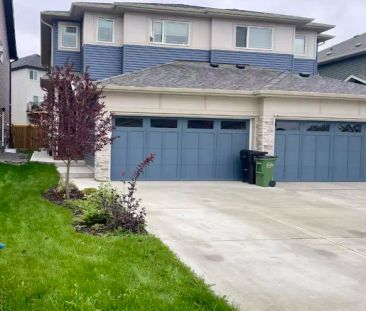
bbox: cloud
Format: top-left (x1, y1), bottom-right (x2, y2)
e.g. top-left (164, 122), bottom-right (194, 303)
top-left (12, 0), bottom-right (366, 57)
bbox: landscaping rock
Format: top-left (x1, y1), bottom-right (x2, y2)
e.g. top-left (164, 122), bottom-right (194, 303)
top-left (0, 152), bottom-right (29, 164)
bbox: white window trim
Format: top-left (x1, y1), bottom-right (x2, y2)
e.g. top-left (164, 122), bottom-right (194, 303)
top-left (294, 34), bottom-right (307, 57)
top-left (150, 19), bottom-right (191, 47)
top-left (97, 18), bottom-right (115, 44)
top-left (58, 22), bottom-right (80, 51)
top-left (29, 69), bottom-right (38, 81)
top-left (235, 25), bottom-right (274, 51)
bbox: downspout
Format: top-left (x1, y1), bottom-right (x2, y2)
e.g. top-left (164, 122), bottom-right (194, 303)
top-left (1, 107), bottom-right (5, 148)
top-left (8, 60), bottom-right (13, 148)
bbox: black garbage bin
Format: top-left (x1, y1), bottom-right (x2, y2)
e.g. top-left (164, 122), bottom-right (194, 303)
top-left (240, 150), bottom-right (268, 184)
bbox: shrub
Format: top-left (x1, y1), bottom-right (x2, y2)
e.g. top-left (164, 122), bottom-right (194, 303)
top-left (73, 154), bottom-right (155, 234)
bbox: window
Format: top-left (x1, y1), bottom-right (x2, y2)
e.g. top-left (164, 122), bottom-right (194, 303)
top-left (276, 121), bottom-right (300, 131)
top-left (61, 25), bottom-right (78, 49)
top-left (115, 118), bottom-right (143, 127)
top-left (151, 119), bottom-right (178, 128)
top-left (29, 70), bottom-right (37, 80)
top-left (337, 123), bottom-right (362, 133)
top-left (150, 20), bottom-right (190, 45)
top-left (236, 26), bottom-right (272, 50)
top-left (98, 18), bottom-right (114, 43)
top-left (221, 121), bottom-right (246, 130)
top-left (305, 123), bottom-right (330, 132)
top-left (33, 96), bottom-right (39, 104)
top-left (294, 34), bottom-right (306, 56)
top-left (188, 120), bottom-right (214, 129)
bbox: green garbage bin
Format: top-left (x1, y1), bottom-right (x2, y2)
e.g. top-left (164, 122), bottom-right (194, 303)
top-left (255, 156), bottom-right (277, 187)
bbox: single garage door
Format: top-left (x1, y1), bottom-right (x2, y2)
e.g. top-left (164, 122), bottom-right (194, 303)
top-left (111, 117), bottom-right (249, 181)
top-left (275, 121), bottom-right (366, 181)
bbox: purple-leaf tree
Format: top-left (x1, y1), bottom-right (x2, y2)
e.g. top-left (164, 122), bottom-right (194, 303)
top-left (32, 64), bottom-right (113, 200)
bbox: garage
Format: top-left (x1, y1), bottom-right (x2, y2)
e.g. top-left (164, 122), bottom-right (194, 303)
top-left (275, 120), bottom-right (366, 181)
top-left (111, 117), bottom-right (249, 181)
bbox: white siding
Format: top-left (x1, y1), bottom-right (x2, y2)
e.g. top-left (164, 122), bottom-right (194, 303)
top-left (11, 68), bottom-right (46, 125)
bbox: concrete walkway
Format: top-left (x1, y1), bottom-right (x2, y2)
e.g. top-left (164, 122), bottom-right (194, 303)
top-left (73, 180), bottom-right (366, 311)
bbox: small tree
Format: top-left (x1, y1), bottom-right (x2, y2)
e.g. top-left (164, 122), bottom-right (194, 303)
top-left (33, 64), bottom-right (113, 199)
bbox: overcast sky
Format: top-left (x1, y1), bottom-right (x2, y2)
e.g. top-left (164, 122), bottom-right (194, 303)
top-left (13, 0), bottom-right (366, 57)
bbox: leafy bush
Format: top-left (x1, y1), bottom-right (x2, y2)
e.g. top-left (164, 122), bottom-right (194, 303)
top-left (72, 154), bottom-right (155, 235)
top-left (82, 187), bottom-right (97, 196)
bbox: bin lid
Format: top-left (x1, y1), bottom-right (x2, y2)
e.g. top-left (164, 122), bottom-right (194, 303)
top-left (240, 150), bottom-right (268, 156)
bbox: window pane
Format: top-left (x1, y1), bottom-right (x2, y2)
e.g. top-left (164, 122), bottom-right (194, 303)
top-left (221, 121), bottom-right (246, 130)
top-left (33, 96), bottom-right (39, 103)
top-left (188, 120), bottom-right (214, 129)
top-left (165, 21), bottom-right (189, 45)
top-left (29, 70), bottom-right (33, 80)
top-left (276, 121), bottom-right (300, 131)
top-left (98, 19), bottom-right (113, 42)
top-left (115, 118), bottom-right (143, 127)
top-left (305, 123), bottom-right (330, 132)
top-left (248, 27), bottom-right (272, 49)
top-left (236, 27), bottom-right (247, 48)
top-left (151, 119), bottom-right (178, 128)
top-left (62, 26), bottom-right (77, 48)
top-left (152, 21), bottom-right (163, 43)
top-left (337, 123), bottom-right (362, 133)
top-left (295, 35), bottom-right (305, 55)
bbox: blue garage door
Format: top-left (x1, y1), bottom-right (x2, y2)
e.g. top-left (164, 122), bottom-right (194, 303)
top-left (275, 121), bottom-right (366, 181)
top-left (111, 117), bottom-right (249, 181)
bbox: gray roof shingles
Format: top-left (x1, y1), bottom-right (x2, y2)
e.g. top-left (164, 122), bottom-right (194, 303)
top-left (100, 61), bottom-right (366, 97)
top-left (319, 33), bottom-right (366, 64)
top-left (11, 54), bottom-right (45, 71)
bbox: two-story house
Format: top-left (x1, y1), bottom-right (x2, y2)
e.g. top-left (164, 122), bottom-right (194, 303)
top-left (41, 3), bottom-right (366, 183)
top-left (11, 54), bottom-right (46, 125)
top-left (318, 33), bottom-right (366, 84)
top-left (0, 0), bottom-right (17, 148)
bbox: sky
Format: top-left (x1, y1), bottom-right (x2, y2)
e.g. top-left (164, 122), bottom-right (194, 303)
top-left (13, 0), bottom-right (366, 57)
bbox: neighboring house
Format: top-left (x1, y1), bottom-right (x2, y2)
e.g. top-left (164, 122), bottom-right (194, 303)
top-left (11, 54), bottom-right (46, 125)
top-left (0, 0), bottom-right (17, 147)
top-left (318, 33), bottom-right (366, 84)
top-left (41, 3), bottom-right (366, 183)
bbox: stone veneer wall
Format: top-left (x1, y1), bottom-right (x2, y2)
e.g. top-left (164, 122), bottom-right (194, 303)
top-left (255, 116), bottom-right (275, 155)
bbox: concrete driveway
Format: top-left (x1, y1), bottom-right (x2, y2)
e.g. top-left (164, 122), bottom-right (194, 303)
top-left (134, 181), bottom-right (366, 311)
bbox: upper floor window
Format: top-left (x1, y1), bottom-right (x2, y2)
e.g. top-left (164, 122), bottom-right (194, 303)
top-left (29, 70), bottom-right (37, 80)
top-left (294, 34), bottom-right (306, 56)
top-left (150, 20), bottom-right (190, 46)
top-left (60, 24), bottom-right (79, 49)
top-left (236, 26), bottom-right (273, 50)
top-left (97, 18), bottom-right (114, 43)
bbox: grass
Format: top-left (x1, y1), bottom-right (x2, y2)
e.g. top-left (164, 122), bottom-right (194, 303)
top-left (0, 163), bottom-right (236, 311)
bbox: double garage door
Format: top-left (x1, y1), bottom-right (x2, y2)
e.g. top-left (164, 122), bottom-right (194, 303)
top-left (275, 121), bottom-right (366, 181)
top-left (111, 117), bottom-right (249, 181)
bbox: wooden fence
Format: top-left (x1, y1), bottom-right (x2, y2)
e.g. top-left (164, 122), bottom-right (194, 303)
top-left (12, 125), bottom-right (45, 149)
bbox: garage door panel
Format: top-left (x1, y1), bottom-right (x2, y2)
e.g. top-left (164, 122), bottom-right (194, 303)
top-left (285, 134), bottom-right (301, 181)
top-left (347, 136), bottom-right (363, 180)
top-left (315, 136), bottom-right (331, 181)
top-left (112, 117), bottom-right (249, 181)
top-left (275, 121), bottom-right (366, 182)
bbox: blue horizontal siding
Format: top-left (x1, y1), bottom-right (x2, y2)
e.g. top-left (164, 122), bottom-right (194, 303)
top-left (83, 44), bottom-right (123, 80)
top-left (123, 45), bottom-right (211, 73)
top-left (53, 21), bottom-right (82, 72)
top-left (293, 58), bottom-right (317, 75)
top-left (211, 50), bottom-right (294, 72)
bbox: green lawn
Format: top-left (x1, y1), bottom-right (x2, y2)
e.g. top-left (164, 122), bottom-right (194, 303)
top-left (0, 163), bottom-right (236, 311)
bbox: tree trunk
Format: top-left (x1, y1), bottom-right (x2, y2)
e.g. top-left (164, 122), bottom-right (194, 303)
top-left (65, 159), bottom-right (71, 200)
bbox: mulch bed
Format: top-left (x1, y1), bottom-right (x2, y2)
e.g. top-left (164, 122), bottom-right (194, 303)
top-left (0, 152), bottom-right (29, 164)
top-left (43, 187), bottom-right (84, 205)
